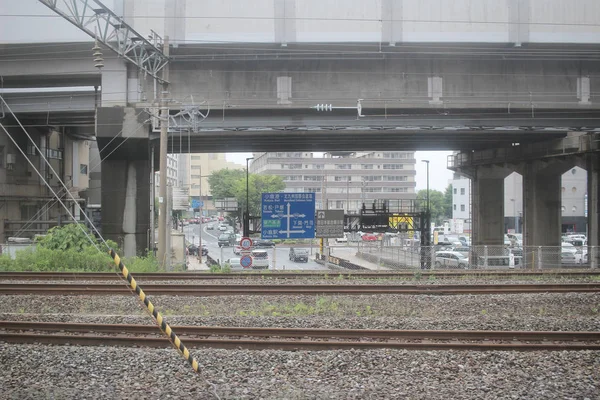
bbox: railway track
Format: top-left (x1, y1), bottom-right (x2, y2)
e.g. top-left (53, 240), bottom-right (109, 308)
top-left (1, 282), bottom-right (600, 295)
top-left (1, 271), bottom-right (598, 281)
top-left (2, 321), bottom-right (599, 351)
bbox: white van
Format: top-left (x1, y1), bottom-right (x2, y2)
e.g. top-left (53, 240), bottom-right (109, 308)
top-left (251, 249), bottom-right (270, 269)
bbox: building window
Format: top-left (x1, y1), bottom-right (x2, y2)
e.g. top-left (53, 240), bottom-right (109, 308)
top-left (382, 152), bottom-right (409, 159)
top-left (0, 146), bottom-right (4, 167)
top-left (80, 164), bottom-right (88, 175)
top-left (304, 176), bottom-right (322, 181)
top-left (383, 176), bottom-right (407, 182)
top-left (191, 165), bottom-right (200, 169)
top-left (281, 164), bottom-right (302, 169)
top-left (336, 164), bottom-right (352, 170)
top-left (362, 164), bottom-right (374, 169)
top-left (460, 204), bottom-right (465, 212)
top-left (454, 188), bottom-right (457, 194)
top-left (364, 176), bottom-right (382, 181)
top-left (460, 188), bottom-right (465, 195)
top-left (334, 176), bottom-right (350, 182)
top-left (313, 164), bottom-right (324, 169)
top-left (383, 164), bottom-right (403, 170)
top-left (26, 143), bottom-right (37, 156)
top-left (453, 204), bottom-right (457, 210)
top-left (191, 155), bottom-right (201, 160)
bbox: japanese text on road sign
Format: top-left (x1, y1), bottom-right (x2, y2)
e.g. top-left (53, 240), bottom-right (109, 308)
top-left (261, 193), bottom-right (315, 239)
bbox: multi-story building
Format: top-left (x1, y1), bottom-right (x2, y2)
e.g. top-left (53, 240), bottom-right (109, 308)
top-left (154, 153), bottom-right (179, 189)
top-left (183, 153), bottom-right (244, 212)
top-left (0, 127), bottom-right (90, 242)
top-left (250, 151), bottom-right (417, 212)
top-left (452, 167), bottom-right (588, 234)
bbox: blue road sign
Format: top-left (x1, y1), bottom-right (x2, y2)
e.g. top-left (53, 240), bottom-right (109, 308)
top-left (191, 199), bottom-right (204, 209)
top-left (240, 255), bottom-right (253, 268)
top-left (261, 193), bottom-right (315, 239)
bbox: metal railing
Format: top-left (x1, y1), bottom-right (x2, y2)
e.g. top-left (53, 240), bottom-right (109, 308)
top-left (355, 243), bottom-right (598, 270)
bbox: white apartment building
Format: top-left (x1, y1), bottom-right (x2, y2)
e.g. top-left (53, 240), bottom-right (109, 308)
top-left (250, 151), bottom-right (417, 212)
top-left (154, 153), bottom-right (179, 189)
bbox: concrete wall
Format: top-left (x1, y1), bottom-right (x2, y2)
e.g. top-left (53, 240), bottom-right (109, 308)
top-left (3, 0), bottom-right (600, 44)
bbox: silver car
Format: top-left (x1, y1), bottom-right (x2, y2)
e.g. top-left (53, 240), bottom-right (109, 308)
top-left (435, 251), bottom-right (469, 269)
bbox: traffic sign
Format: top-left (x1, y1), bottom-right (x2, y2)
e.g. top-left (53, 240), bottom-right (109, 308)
top-left (240, 255), bottom-right (253, 268)
top-left (191, 199), bottom-right (204, 209)
top-left (240, 237), bottom-right (253, 250)
top-left (315, 210), bottom-right (345, 238)
top-left (261, 193), bottom-right (315, 239)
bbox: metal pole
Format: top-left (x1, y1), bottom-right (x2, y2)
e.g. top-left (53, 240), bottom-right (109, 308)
top-left (244, 157), bottom-right (253, 237)
top-left (346, 178), bottom-right (349, 213)
top-left (157, 36), bottom-right (170, 268)
top-left (149, 144), bottom-right (155, 254)
top-left (198, 165), bottom-right (202, 258)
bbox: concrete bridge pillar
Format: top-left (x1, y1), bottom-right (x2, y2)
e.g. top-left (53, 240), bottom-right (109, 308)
top-left (96, 107), bottom-right (151, 257)
top-left (471, 166), bottom-right (512, 246)
top-left (587, 154), bottom-right (599, 268)
top-left (521, 160), bottom-right (571, 268)
top-left (101, 160), bottom-right (150, 257)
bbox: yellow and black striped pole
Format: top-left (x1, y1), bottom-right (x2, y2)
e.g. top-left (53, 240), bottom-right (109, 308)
top-left (109, 249), bottom-right (200, 373)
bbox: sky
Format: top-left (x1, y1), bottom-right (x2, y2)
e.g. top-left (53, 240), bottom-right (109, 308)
top-left (226, 151), bottom-right (453, 192)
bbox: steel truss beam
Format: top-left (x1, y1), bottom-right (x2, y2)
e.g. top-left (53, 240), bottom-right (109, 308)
top-left (38, 0), bottom-right (169, 82)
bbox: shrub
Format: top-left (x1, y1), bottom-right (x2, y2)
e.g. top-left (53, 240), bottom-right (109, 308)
top-left (123, 255), bottom-right (160, 273)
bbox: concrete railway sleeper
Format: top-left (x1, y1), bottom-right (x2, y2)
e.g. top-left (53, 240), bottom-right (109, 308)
top-left (1, 283), bottom-right (600, 296)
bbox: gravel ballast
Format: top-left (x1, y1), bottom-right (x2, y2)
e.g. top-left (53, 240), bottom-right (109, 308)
top-left (1, 344), bottom-right (598, 399)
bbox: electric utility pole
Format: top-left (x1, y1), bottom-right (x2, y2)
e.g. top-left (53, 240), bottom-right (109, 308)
top-left (157, 37), bottom-right (170, 268)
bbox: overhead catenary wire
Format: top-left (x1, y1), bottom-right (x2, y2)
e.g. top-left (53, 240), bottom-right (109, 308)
top-left (3, 13), bottom-right (600, 27)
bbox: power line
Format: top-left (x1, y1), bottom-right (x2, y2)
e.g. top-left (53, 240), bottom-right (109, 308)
top-left (3, 14), bottom-right (600, 27)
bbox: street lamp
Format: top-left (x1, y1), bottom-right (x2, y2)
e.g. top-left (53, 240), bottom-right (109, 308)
top-left (244, 157), bottom-right (254, 237)
top-left (421, 160), bottom-right (430, 270)
top-left (422, 160), bottom-right (430, 216)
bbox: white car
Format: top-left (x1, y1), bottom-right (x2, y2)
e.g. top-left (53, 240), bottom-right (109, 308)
top-left (561, 242), bottom-right (577, 254)
top-left (251, 249), bottom-right (270, 269)
top-left (434, 251), bottom-right (470, 269)
top-left (335, 236), bottom-right (348, 244)
top-left (218, 225), bottom-right (227, 231)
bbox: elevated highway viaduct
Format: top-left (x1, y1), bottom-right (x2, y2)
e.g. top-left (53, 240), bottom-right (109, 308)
top-left (1, 0), bottom-right (600, 257)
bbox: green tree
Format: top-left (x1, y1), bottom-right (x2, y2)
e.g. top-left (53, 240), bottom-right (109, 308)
top-left (208, 169), bottom-right (285, 218)
top-left (443, 184), bottom-right (453, 219)
top-left (207, 168), bottom-right (245, 200)
top-left (416, 189), bottom-right (447, 225)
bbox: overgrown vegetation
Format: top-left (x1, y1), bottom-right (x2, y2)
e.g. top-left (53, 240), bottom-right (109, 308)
top-left (0, 225), bottom-right (160, 273)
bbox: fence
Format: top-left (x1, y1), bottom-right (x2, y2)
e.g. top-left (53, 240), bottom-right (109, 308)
top-left (354, 243), bottom-right (598, 270)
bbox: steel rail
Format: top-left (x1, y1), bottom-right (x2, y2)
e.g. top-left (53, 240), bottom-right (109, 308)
top-left (3, 321), bottom-right (599, 342)
top-left (1, 271), bottom-right (599, 281)
top-left (1, 283), bottom-right (600, 295)
top-left (1, 331), bottom-right (599, 352)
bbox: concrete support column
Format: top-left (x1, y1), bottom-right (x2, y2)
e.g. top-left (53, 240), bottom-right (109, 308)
top-left (522, 162), bottom-right (563, 248)
top-left (471, 166), bottom-right (509, 246)
top-left (522, 161), bottom-right (565, 269)
top-left (587, 154), bottom-right (599, 268)
top-left (101, 159), bottom-right (150, 257)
